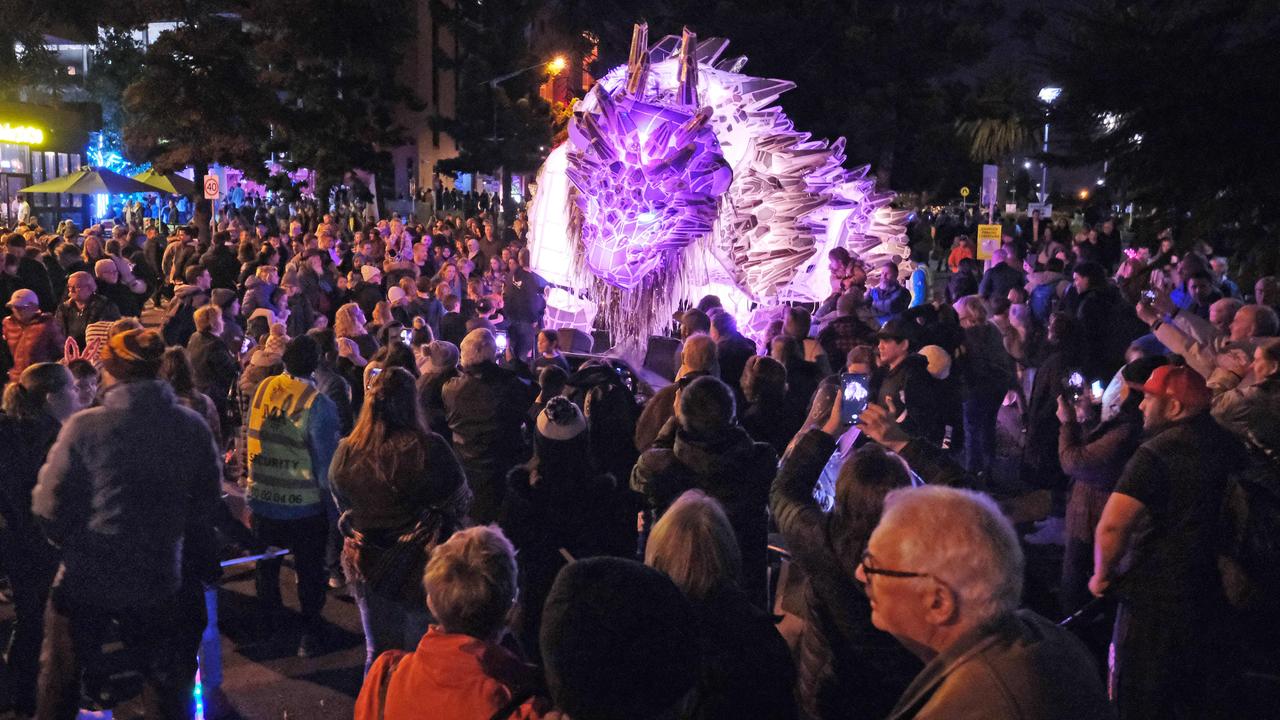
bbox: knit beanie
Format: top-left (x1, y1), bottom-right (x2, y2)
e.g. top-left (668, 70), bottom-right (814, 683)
top-left (361, 264), bottom-right (382, 284)
top-left (210, 287), bottom-right (237, 310)
top-left (535, 396), bottom-right (587, 441)
top-left (100, 329), bottom-right (165, 381)
top-left (540, 558), bottom-right (699, 720)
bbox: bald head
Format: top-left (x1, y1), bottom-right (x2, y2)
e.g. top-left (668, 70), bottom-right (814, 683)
top-left (680, 334), bottom-right (719, 376)
top-left (1209, 298), bottom-right (1243, 335)
top-left (94, 258), bottom-right (119, 284)
top-left (1231, 304), bottom-right (1280, 342)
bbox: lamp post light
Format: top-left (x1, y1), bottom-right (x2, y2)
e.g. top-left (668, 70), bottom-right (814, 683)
top-left (1038, 86), bottom-right (1061, 201)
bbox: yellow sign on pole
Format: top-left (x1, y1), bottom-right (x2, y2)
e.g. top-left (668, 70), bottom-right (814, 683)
top-left (959, 186), bottom-right (970, 198)
top-left (976, 224), bottom-right (1002, 260)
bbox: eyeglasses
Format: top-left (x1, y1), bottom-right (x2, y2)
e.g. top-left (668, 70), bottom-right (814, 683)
top-left (858, 550), bottom-right (931, 585)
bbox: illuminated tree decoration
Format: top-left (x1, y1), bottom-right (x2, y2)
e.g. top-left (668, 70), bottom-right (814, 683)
top-left (527, 23), bottom-right (909, 344)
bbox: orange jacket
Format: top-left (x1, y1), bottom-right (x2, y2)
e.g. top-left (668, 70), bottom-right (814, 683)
top-left (3, 312), bottom-right (64, 382)
top-left (947, 244), bottom-right (975, 274)
top-left (355, 627), bottom-right (548, 720)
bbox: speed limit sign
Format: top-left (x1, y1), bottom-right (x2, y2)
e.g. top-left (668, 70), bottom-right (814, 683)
top-left (203, 174), bottom-right (220, 200)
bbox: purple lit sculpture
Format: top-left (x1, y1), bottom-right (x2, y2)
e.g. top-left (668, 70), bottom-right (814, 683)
top-left (527, 23), bottom-right (909, 344)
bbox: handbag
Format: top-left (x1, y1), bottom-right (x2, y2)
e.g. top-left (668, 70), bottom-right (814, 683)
top-left (340, 508), bottom-right (457, 607)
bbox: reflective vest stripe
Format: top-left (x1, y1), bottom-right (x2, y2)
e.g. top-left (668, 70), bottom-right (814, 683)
top-left (247, 375), bottom-right (321, 509)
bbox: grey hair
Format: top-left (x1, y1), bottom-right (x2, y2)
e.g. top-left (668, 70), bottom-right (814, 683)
top-left (952, 294), bottom-right (989, 323)
top-left (879, 485), bottom-right (1023, 624)
top-left (460, 328), bottom-right (498, 367)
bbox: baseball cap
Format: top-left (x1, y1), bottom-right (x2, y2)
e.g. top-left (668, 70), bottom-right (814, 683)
top-left (6, 288), bottom-right (39, 309)
top-left (877, 317), bottom-right (916, 344)
top-left (1127, 364), bottom-right (1210, 412)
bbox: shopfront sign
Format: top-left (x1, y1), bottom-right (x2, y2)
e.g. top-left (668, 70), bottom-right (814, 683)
top-left (0, 122), bottom-right (44, 145)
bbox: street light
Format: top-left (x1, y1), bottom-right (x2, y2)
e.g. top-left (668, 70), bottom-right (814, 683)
top-left (482, 54), bottom-right (567, 142)
top-left (1038, 86), bottom-right (1061, 201)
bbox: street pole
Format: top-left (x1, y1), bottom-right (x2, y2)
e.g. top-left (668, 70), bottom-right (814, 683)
top-left (1041, 115), bottom-right (1050, 198)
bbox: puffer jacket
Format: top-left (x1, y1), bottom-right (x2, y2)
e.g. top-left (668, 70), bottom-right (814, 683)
top-left (631, 424), bottom-right (777, 608)
top-left (55, 294), bottom-right (121, 349)
top-left (771, 429), bottom-right (921, 720)
top-left (3, 312), bottom-right (64, 382)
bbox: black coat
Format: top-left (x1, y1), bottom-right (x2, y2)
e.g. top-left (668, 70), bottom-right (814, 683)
top-left (440, 362), bottom-right (536, 522)
top-left (187, 330), bottom-right (239, 403)
top-left (689, 582), bottom-right (799, 720)
top-left (200, 244), bottom-right (241, 291)
top-left (632, 424), bottom-right (777, 608)
top-left (498, 463), bottom-right (639, 656)
top-left (870, 354), bottom-right (937, 441)
top-left (771, 430), bottom-right (921, 720)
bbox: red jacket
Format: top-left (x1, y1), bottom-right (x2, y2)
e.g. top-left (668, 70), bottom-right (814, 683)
top-left (355, 627), bottom-right (548, 720)
top-left (3, 312), bottom-right (65, 382)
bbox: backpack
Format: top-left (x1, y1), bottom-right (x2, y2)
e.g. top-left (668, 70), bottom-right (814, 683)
top-left (1029, 282), bottom-right (1058, 324)
top-left (1218, 460), bottom-right (1280, 614)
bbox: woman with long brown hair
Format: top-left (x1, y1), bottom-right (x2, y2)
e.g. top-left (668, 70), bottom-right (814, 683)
top-left (328, 366), bottom-right (471, 672)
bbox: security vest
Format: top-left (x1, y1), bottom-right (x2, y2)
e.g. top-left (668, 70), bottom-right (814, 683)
top-left (246, 374), bottom-right (322, 511)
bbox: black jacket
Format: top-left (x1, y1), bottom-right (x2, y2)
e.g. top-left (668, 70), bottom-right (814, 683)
top-left (201, 244), bottom-right (241, 291)
top-left (871, 354), bottom-right (937, 441)
top-left (632, 424), bottom-right (777, 608)
top-left (689, 582), bottom-right (799, 720)
top-left (498, 464), bottom-right (639, 656)
top-left (441, 362), bottom-right (536, 522)
top-left (187, 330), bottom-right (239, 403)
top-left (771, 429), bottom-right (921, 720)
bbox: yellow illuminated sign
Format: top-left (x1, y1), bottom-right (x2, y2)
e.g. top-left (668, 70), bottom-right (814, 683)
top-left (0, 122), bottom-right (45, 145)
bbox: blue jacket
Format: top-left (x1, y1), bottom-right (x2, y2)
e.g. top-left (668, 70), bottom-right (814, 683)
top-left (33, 380), bottom-right (222, 608)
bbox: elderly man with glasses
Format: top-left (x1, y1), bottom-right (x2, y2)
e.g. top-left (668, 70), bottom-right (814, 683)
top-left (857, 485), bottom-right (1113, 720)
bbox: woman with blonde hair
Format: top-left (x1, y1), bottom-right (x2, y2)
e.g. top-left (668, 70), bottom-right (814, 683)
top-left (646, 490), bottom-right (797, 719)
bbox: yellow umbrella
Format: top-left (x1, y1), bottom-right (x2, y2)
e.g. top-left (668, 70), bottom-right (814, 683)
top-left (132, 168), bottom-right (197, 195)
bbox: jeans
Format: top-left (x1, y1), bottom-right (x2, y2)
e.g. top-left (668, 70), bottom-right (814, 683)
top-left (962, 387), bottom-right (1005, 477)
top-left (251, 513), bottom-right (329, 624)
top-left (353, 581), bottom-right (430, 674)
top-left (36, 582), bottom-right (202, 720)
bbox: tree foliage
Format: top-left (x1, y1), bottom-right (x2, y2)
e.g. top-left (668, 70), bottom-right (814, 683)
top-left (431, 0), bottom-right (554, 175)
top-left (244, 0), bottom-right (418, 196)
top-left (121, 15), bottom-right (277, 180)
top-left (1043, 0), bottom-right (1280, 233)
top-left (955, 74), bottom-right (1039, 164)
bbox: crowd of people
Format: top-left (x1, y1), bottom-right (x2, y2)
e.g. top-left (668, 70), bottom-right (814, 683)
top-left (0, 197), bottom-right (1278, 720)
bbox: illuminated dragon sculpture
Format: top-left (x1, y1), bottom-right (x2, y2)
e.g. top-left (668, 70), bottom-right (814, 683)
top-left (527, 23), bottom-right (909, 344)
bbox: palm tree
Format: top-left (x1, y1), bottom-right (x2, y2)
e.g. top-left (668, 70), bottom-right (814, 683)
top-left (955, 74), bottom-right (1039, 164)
